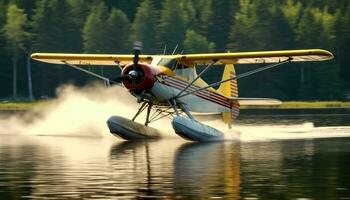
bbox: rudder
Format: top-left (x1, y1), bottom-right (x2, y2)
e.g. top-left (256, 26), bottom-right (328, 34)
top-left (217, 64), bottom-right (240, 128)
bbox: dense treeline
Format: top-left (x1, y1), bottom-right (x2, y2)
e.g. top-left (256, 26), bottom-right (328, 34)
top-left (0, 0), bottom-right (349, 100)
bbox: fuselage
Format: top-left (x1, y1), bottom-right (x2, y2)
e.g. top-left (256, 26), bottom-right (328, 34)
top-left (121, 56), bottom-right (232, 113)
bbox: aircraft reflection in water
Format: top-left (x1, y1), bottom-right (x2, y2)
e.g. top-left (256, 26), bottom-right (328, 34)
top-left (1, 135), bottom-right (350, 199)
top-left (109, 141), bottom-right (241, 199)
top-left (174, 142), bottom-right (240, 199)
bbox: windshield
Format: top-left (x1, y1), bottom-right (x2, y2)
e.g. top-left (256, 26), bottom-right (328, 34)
top-left (158, 58), bottom-right (177, 70)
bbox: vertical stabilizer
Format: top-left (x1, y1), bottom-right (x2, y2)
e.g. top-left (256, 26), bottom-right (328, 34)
top-left (217, 64), bottom-right (240, 128)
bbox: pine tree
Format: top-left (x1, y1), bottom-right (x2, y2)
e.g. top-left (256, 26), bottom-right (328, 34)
top-left (228, 0), bottom-right (258, 51)
top-left (183, 30), bottom-right (215, 53)
top-left (82, 2), bottom-right (108, 53)
top-left (31, 0), bottom-right (72, 52)
top-left (104, 0), bottom-right (139, 21)
top-left (0, 1), bottom-right (6, 57)
top-left (336, 4), bottom-right (350, 90)
top-left (297, 7), bottom-right (344, 99)
top-left (66, 0), bottom-right (91, 52)
top-left (130, 0), bottom-right (158, 54)
top-left (158, 0), bottom-right (187, 52)
top-left (105, 8), bottom-right (130, 53)
top-left (208, 0), bottom-right (238, 51)
top-left (3, 4), bottom-right (29, 98)
top-left (0, 1), bottom-right (9, 97)
top-left (9, 0), bottom-right (36, 13)
top-left (192, 0), bottom-right (213, 37)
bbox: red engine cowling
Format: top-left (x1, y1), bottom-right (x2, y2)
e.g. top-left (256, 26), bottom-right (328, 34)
top-left (121, 63), bottom-right (158, 92)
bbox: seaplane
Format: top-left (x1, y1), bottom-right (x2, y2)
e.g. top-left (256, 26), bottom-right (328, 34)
top-left (31, 42), bottom-right (333, 141)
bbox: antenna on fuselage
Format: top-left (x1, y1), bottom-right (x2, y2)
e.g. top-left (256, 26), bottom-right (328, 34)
top-left (172, 44), bottom-right (179, 55)
top-left (163, 45), bottom-right (167, 55)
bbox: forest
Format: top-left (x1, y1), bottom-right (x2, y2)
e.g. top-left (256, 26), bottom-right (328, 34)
top-left (0, 0), bottom-right (349, 101)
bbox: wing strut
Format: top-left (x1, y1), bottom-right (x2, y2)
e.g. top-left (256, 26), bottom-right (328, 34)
top-left (62, 61), bottom-right (118, 86)
top-left (175, 60), bottom-right (217, 98)
top-left (176, 58), bottom-right (292, 99)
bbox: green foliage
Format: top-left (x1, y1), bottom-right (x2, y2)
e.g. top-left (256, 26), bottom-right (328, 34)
top-left (31, 0), bottom-right (73, 51)
top-left (192, 0), bottom-right (213, 36)
top-left (130, 0), bottom-right (158, 54)
top-left (0, 0), bottom-right (348, 100)
top-left (228, 0), bottom-right (259, 51)
top-left (83, 3), bottom-right (129, 53)
top-left (105, 8), bottom-right (130, 53)
top-left (157, 0), bottom-right (188, 51)
top-left (82, 2), bottom-right (108, 53)
top-left (208, 0), bottom-right (238, 51)
top-left (3, 4), bottom-right (29, 57)
top-left (183, 30), bottom-right (215, 53)
top-left (0, 1), bottom-right (7, 56)
top-left (2, 4), bottom-right (29, 98)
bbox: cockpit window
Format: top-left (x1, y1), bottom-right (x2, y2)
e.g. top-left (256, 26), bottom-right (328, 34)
top-left (158, 58), bottom-right (197, 81)
top-left (158, 58), bottom-right (177, 69)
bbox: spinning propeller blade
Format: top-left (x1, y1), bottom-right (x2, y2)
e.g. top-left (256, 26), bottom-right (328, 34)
top-left (112, 41), bottom-right (144, 85)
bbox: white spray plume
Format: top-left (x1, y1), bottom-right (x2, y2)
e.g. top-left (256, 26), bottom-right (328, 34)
top-left (0, 83), bottom-right (348, 141)
top-left (0, 83), bottom-right (176, 138)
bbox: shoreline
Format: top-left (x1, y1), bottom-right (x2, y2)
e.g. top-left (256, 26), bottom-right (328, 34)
top-left (1, 101), bottom-right (350, 111)
top-left (241, 101), bottom-right (350, 109)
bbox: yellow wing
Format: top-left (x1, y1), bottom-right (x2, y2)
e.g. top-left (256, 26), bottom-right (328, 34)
top-left (175, 49), bottom-right (333, 65)
top-left (31, 49), bottom-right (333, 67)
top-left (31, 53), bottom-right (153, 66)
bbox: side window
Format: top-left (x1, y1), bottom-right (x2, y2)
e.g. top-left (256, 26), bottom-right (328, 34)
top-left (174, 62), bottom-right (196, 81)
top-left (158, 58), bottom-right (177, 69)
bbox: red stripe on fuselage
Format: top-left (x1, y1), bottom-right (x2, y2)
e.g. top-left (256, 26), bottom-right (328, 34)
top-left (164, 77), bottom-right (232, 106)
top-left (162, 78), bottom-right (231, 109)
top-left (166, 77), bottom-right (231, 103)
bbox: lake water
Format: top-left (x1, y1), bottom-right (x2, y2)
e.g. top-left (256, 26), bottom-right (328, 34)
top-left (0, 109), bottom-right (349, 199)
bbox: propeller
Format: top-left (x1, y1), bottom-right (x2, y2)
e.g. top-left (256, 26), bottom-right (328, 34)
top-left (110, 41), bottom-right (144, 84)
top-left (130, 41), bottom-right (143, 82)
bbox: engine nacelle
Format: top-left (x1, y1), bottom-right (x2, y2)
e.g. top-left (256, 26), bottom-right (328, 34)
top-left (121, 63), bottom-right (158, 93)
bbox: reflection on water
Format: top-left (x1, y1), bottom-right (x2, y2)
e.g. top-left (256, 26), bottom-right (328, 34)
top-left (174, 142), bottom-right (240, 199)
top-left (0, 110), bottom-right (350, 199)
top-left (0, 136), bottom-right (350, 199)
top-left (238, 109), bottom-right (350, 127)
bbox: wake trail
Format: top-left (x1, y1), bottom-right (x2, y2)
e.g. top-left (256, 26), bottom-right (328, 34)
top-left (0, 83), bottom-right (349, 141)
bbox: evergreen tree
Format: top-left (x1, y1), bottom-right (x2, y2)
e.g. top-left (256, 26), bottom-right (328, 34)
top-left (0, 1), bottom-right (9, 97)
top-left (158, 0), bottom-right (187, 52)
top-left (130, 0), bottom-right (158, 54)
top-left (179, 0), bottom-right (196, 30)
top-left (228, 0), bottom-right (258, 51)
top-left (9, 0), bottom-right (36, 14)
top-left (104, 0), bottom-right (139, 21)
top-left (105, 8), bottom-right (130, 53)
top-left (31, 0), bottom-right (79, 96)
top-left (31, 0), bottom-right (72, 52)
top-left (183, 30), bottom-right (215, 53)
top-left (0, 1), bottom-right (7, 53)
top-left (82, 2), bottom-right (108, 53)
top-left (0, 0), bottom-right (348, 100)
top-left (192, 0), bottom-right (213, 37)
top-left (0, 1), bottom-right (6, 57)
top-left (282, 0), bottom-right (302, 30)
top-left (297, 7), bottom-right (343, 99)
top-left (336, 4), bottom-right (350, 90)
top-left (3, 4), bottom-right (29, 98)
top-left (66, 0), bottom-right (91, 52)
top-left (208, 0), bottom-right (238, 51)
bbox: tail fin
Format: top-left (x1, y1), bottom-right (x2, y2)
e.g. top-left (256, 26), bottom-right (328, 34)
top-left (217, 64), bottom-right (239, 129)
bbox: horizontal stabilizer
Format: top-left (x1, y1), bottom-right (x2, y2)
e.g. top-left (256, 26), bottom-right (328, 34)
top-left (230, 98), bottom-right (282, 106)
